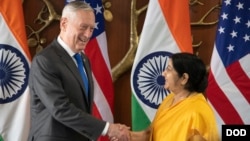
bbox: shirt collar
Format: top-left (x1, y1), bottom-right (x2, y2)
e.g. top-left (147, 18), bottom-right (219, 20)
top-left (57, 36), bottom-right (75, 57)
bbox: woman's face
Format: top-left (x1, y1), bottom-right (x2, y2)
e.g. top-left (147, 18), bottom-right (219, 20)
top-left (162, 59), bottom-right (183, 92)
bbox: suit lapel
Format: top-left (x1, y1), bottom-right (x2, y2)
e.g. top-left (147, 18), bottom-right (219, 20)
top-left (52, 40), bottom-right (90, 106)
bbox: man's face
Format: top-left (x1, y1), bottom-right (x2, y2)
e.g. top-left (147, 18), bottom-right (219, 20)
top-left (61, 10), bottom-right (95, 53)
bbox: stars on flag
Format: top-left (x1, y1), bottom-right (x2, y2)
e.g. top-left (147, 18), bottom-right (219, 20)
top-left (227, 44), bottom-right (234, 52)
top-left (214, 0), bottom-right (250, 67)
top-left (224, 0), bottom-right (231, 6)
top-left (221, 12), bottom-right (228, 20)
top-left (243, 34), bottom-right (250, 42)
top-left (93, 4), bottom-right (103, 30)
top-left (236, 2), bottom-right (244, 10)
top-left (233, 16), bottom-right (241, 24)
top-left (94, 4), bottom-right (102, 14)
top-left (218, 26), bottom-right (225, 34)
top-left (246, 20), bottom-right (250, 27)
top-left (84, 0), bottom-right (105, 38)
top-left (207, 0), bottom-right (250, 128)
top-left (230, 30), bottom-right (237, 38)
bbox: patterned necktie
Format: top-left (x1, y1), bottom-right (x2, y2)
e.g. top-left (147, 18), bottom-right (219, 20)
top-left (73, 53), bottom-right (89, 97)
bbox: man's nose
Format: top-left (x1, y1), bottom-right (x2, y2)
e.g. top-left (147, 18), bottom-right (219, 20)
top-left (84, 27), bottom-right (93, 38)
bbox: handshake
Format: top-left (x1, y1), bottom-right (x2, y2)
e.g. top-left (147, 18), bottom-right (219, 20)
top-left (107, 123), bottom-right (131, 141)
top-left (107, 123), bottom-right (150, 141)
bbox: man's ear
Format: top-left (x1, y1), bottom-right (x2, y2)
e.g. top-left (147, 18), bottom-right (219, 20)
top-left (60, 17), bottom-right (67, 31)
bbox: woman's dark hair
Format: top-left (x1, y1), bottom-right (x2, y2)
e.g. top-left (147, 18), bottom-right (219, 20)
top-left (171, 52), bottom-right (208, 92)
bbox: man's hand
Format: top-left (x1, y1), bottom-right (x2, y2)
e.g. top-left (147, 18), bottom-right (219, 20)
top-left (107, 123), bottom-right (131, 141)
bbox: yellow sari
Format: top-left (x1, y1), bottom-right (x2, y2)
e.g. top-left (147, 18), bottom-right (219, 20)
top-left (150, 93), bottom-right (220, 141)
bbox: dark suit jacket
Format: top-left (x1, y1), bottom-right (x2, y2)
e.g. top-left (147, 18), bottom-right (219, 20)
top-left (28, 39), bottom-right (106, 141)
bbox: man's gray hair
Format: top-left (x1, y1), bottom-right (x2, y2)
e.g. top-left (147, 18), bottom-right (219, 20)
top-left (62, 1), bottom-right (94, 18)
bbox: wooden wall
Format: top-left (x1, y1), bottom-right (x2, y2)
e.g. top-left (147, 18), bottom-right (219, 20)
top-left (23, 0), bottom-right (220, 127)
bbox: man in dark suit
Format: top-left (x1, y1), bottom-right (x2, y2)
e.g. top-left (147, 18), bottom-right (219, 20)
top-left (28, 1), bottom-right (130, 141)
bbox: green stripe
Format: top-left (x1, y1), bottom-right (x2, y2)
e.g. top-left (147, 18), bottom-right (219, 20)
top-left (0, 135), bottom-right (4, 141)
top-left (131, 93), bottom-right (151, 131)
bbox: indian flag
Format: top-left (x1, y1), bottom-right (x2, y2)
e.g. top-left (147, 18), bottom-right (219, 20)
top-left (0, 0), bottom-right (31, 141)
top-left (131, 0), bottom-right (193, 131)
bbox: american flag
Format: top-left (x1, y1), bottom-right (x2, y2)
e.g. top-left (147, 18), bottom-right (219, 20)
top-left (206, 0), bottom-right (250, 133)
top-left (65, 1), bottom-right (114, 141)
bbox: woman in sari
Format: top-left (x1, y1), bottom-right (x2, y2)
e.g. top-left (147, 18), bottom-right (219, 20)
top-left (130, 52), bottom-right (220, 141)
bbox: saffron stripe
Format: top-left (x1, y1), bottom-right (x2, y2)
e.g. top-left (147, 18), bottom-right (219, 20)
top-left (159, 0), bottom-right (193, 53)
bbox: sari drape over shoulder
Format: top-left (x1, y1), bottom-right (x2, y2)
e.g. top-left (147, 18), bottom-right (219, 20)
top-left (150, 93), bottom-right (220, 141)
